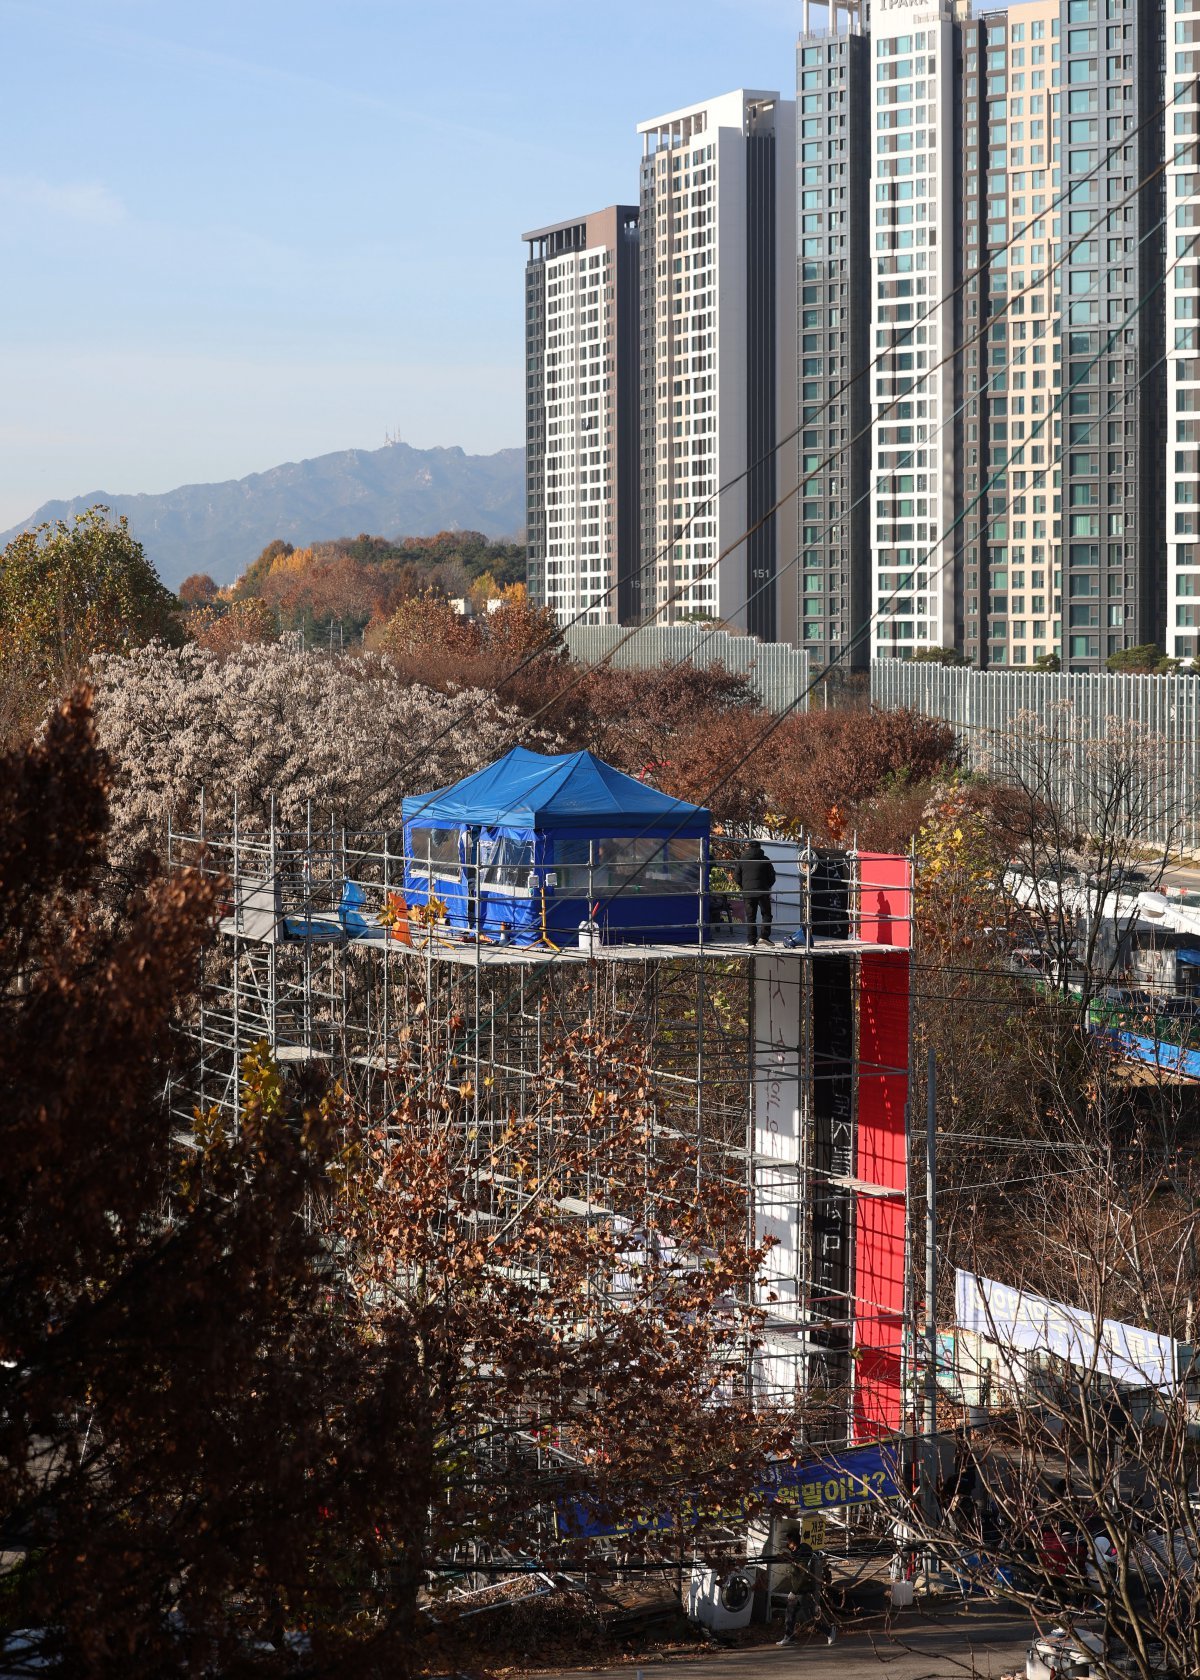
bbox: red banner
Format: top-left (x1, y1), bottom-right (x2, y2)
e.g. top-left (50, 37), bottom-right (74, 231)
top-left (852, 858), bottom-right (912, 1438)
top-left (856, 852), bottom-right (913, 949)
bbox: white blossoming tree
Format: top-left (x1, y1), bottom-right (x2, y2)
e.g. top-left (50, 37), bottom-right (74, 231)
top-left (92, 641), bottom-right (548, 863)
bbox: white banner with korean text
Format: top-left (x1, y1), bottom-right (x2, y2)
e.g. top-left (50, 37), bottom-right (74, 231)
top-left (955, 1269), bottom-right (1179, 1391)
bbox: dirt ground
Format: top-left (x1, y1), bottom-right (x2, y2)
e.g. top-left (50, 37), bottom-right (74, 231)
top-left (421, 1575), bottom-right (1032, 1680)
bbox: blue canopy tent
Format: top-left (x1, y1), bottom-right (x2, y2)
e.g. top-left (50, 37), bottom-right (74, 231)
top-left (402, 747), bottom-right (711, 946)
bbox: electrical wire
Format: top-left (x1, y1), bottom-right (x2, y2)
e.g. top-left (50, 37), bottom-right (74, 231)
top-left (361, 78), bottom-right (1195, 827)
top-left (475, 155), bottom-right (1192, 789)
top-left (563, 73), bottom-right (1186, 630)
top-left (194, 96), bottom-right (1200, 1399)
top-left (483, 211), bottom-right (1198, 985)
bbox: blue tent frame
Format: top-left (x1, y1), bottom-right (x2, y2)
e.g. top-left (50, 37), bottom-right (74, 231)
top-left (401, 747), bottom-right (711, 946)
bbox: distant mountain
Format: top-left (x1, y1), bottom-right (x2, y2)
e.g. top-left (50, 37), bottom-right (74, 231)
top-left (0, 441), bottom-right (525, 590)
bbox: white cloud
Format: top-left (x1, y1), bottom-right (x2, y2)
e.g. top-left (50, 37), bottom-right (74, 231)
top-left (0, 175), bottom-right (126, 225)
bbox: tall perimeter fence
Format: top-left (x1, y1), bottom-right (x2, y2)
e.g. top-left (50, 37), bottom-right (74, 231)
top-left (564, 623), bottom-right (811, 715)
top-left (871, 661), bottom-right (1200, 852)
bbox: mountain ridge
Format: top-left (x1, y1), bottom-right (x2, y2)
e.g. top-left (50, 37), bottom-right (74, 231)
top-left (0, 440), bottom-right (525, 589)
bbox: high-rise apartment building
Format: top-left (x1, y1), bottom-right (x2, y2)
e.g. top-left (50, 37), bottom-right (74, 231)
top-left (960, 0), bottom-right (1064, 668)
top-left (1058, 0), bottom-right (1164, 668)
top-left (1166, 6), bottom-right (1200, 659)
top-left (637, 91), bottom-right (797, 636)
top-left (960, 0), bottom-right (1164, 670)
top-left (869, 0), bottom-right (963, 661)
top-left (522, 207), bottom-right (640, 625)
top-left (521, 0), bottom-right (1185, 667)
top-left (795, 8), bottom-right (872, 668)
top-left (817, 0), bottom-right (1171, 669)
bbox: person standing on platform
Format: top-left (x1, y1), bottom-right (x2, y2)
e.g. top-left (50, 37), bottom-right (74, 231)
top-left (736, 840), bottom-right (776, 946)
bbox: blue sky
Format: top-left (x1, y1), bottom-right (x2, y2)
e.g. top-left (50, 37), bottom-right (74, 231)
top-left (0, 0), bottom-right (798, 528)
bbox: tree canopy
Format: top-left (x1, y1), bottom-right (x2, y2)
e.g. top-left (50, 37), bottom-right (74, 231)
top-left (910, 645), bottom-right (971, 667)
top-left (0, 691), bottom-right (788, 1672)
top-left (0, 507), bottom-right (180, 737)
top-left (1105, 642), bottom-right (1178, 674)
top-left (177, 572), bottom-right (219, 605)
top-left (229, 530), bottom-right (526, 642)
top-left (0, 692), bottom-right (413, 1674)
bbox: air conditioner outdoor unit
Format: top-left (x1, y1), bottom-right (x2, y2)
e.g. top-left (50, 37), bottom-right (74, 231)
top-left (687, 1566), bottom-right (754, 1631)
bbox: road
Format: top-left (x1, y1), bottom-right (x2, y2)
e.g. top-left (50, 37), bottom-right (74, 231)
top-left (535, 1606), bottom-right (1032, 1680)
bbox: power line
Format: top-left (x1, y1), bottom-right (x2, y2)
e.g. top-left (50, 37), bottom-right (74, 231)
top-left (200, 107), bottom-right (1200, 1279)
top-left (362, 80), bottom-right (1193, 827)
top-left (568, 220), bottom-right (1200, 907)
top-left (591, 72), bottom-right (1188, 631)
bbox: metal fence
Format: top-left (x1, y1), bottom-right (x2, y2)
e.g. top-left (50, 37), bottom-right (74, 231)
top-left (871, 661), bottom-right (1200, 852)
top-left (563, 624), bottom-right (811, 716)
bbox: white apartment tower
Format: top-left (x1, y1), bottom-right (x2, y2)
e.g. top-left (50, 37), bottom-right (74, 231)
top-left (637, 90), bottom-right (797, 636)
top-left (523, 208), bottom-right (640, 625)
top-left (869, 0), bottom-right (960, 658)
top-left (1167, 10), bottom-right (1200, 661)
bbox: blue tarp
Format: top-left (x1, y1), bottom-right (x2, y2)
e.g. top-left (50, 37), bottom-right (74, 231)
top-left (1100, 1027), bottom-right (1200, 1082)
top-left (402, 746), bottom-right (710, 837)
top-left (401, 748), bottom-right (711, 946)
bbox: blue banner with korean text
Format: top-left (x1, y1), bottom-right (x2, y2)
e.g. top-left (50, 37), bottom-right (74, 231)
top-left (757, 1441), bottom-right (899, 1512)
top-left (556, 1442), bottom-right (900, 1539)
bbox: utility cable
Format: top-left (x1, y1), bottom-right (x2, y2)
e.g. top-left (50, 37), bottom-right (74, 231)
top-left (193, 117), bottom-right (1199, 1380)
top-left (359, 81), bottom-right (1193, 826)
top-left (364, 208), bottom-right (1197, 1128)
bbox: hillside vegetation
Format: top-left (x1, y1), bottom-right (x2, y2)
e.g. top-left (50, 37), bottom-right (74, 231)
top-left (215, 528), bottom-right (526, 644)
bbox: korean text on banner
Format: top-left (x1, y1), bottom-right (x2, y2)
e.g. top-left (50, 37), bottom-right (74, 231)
top-left (955, 1268), bottom-right (1178, 1390)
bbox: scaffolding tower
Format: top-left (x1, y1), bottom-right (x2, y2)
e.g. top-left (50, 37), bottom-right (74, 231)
top-left (168, 802), bottom-right (913, 1431)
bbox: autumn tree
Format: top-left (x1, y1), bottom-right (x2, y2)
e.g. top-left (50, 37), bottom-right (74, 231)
top-left (0, 693), bottom-right (413, 1675)
top-left (559, 661), bottom-right (761, 780)
top-left (762, 706), bottom-right (958, 842)
top-left (0, 506), bottom-right (180, 738)
top-left (0, 688), bottom-right (789, 1672)
top-left (378, 590), bottom-right (482, 662)
top-left (259, 549), bottom-right (385, 635)
top-left (906, 754), bottom-right (1194, 1367)
top-left (481, 584), bottom-right (561, 663)
top-left (650, 704), bottom-right (958, 835)
top-left (91, 640), bottom-right (537, 864)
top-left (895, 766), bottom-right (1200, 1680)
top-left (177, 572), bottom-right (219, 605)
top-left (907, 777), bottom-right (1082, 1287)
top-left (901, 1095), bottom-right (1200, 1680)
top-left (231, 537), bottom-right (294, 598)
top-left (231, 532), bottom-right (526, 633)
top-left (992, 703), bottom-right (1181, 1018)
top-left (186, 594), bottom-right (277, 656)
top-left (325, 1018), bottom-right (790, 1632)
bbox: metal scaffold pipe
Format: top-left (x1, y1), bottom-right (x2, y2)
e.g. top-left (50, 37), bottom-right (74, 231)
top-left (923, 1046), bottom-right (938, 1529)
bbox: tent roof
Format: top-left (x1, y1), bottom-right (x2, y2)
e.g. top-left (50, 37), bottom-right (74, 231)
top-left (403, 746), bottom-right (710, 836)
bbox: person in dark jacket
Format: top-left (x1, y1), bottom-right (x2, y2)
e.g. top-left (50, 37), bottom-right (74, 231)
top-left (776, 1534), bottom-right (838, 1646)
top-left (736, 841), bottom-right (776, 945)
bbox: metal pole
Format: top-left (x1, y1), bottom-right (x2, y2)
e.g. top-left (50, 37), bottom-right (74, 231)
top-left (923, 1046), bottom-right (939, 1529)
